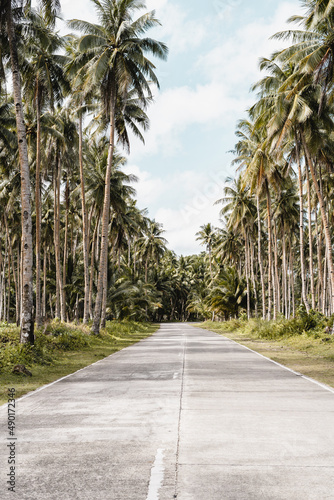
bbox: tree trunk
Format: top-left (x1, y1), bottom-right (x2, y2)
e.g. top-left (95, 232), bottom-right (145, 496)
top-left (78, 113), bottom-right (90, 324)
top-left (301, 132), bottom-right (334, 316)
top-left (7, 2), bottom-right (34, 343)
top-left (273, 222), bottom-right (280, 317)
top-left (257, 193), bottom-right (266, 319)
top-left (89, 213), bottom-right (99, 319)
top-left (92, 93), bottom-right (115, 335)
top-left (63, 177), bottom-right (69, 310)
top-left (54, 163), bottom-right (60, 319)
top-left (250, 237), bottom-right (258, 317)
top-left (35, 89), bottom-right (42, 327)
top-left (265, 181), bottom-right (273, 320)
top-left (305, 163), bottom-right (315, 309)
top-left (42, 244), bottom-right (47, 320)
top-left (296, 142), bottom-right (310, 313)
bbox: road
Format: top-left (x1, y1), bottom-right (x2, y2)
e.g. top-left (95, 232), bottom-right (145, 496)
top-left (1, 323), bottom-right (334, 499)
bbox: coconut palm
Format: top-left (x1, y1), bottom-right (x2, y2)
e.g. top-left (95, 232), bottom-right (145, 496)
top-left (21, 8), bottom-right (69, 326)
top-left (137, 220), bottom-right (168, 283)
top-left (68, 0), bottom-right (167, 334)
top-left (196, 223), bottom-right (216, 279)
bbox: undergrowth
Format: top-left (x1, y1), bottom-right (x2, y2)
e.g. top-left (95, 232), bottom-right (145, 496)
top-left (0, 319), bottom-right (154, 375)
top-left (202, 309), bottom-right (333, 341)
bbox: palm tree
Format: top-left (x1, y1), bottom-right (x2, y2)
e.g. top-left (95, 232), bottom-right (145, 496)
top-left (137, 220), bottom-right (168, 283)
top-left (0, 0), bottom-right (61, 341)
top-left (196, 223), bottom-right (216, 279)
top-left (1, 0), bottom-right (34, 343)
top-left (22, 8), bottom-right (69, 327)
top-left (216, 176), bottom-right (256, 319)
top-left (68, 0), bottom-right (168, 334)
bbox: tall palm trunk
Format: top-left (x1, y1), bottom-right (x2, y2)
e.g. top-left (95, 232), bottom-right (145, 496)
top-left (42, 243), bottom-right (47, 319)
top-left (62, 177), bottom-right (69, 311)
top-left (273, 222), bottom-right (280, 317)
top-left (54, 155), bottom-right (66, 321)
top-left (282, 228), bottom-right (288, 318)
top-left (265, 180), bottom-right (273, 320)
top-left (245, 230), bottom-right (250, 320)
top-left (78, 113), bottom-right (90, 323)
top-left (92, 93), bottom-right (115, 335)
top-left (35, 88), bottom-right (42, 327)
top-left (305, 164), bottom-right (315, 309)
top-left (301, 132), bottom-right (334, 316)
top-left (89, 211), bottom-right (99, 319)
top-left (250, 237), bottom-right (258, 317)
top-left (257, 193), bottom-right (266, 319)
top-left (7, 1), bottom-right (34, 344)
top-left (316, 216), bottom-right (323, 311)
top-left (296, 142), bottom-right (310, 313)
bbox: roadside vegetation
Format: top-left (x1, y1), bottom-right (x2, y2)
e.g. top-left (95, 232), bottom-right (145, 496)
top-left (0, 320), bottom-right (157, 405)
top-left (200, 312), bottom-right (334, 388)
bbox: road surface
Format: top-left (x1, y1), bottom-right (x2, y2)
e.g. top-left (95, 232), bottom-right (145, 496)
top-left (1, 323), bottom-right (334, 499)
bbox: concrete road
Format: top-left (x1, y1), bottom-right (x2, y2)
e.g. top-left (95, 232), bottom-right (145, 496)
top-left (1, 323), bottom-right (334, 500)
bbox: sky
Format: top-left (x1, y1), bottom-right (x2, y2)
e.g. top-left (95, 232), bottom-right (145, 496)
top-left (51, 0), bottom-right (304, 255)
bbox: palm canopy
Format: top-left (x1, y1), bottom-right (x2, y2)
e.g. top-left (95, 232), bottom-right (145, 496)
top-left (68, 0), bottom-right (168, 114)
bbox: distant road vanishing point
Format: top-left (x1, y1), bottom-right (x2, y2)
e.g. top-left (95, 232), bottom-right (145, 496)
top-left (1, 323), bottom-right (334, 499)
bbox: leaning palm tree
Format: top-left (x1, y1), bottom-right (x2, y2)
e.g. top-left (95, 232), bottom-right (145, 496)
top-left (68, 0), bottom-right (168, 334)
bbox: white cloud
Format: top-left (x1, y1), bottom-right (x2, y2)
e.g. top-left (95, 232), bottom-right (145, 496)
top-left (125, 165), bottom-right (227, 255)
top-left (146, 1), bottom-right (208, 54)
top-left (130, 1), bottom-right (302, 161)
top-left (131, 82), bottom-right (250, 157)
top-left (123, 164), bottom-right (165, 207)
top-left (197, 1), bottom-right (301, 87)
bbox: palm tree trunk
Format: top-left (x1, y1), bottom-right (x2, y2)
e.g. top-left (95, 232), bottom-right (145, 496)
top-left (54, 164), bottom-right (60, 319)
top-left (316, 216), bottom-right (323, 311)
top-left (273, 222), bottom-right (280, 316)
top-left (265, 181), bottom-right (273, 320)
top-left (42, 244), bottom-right (47, 319)
top-left (89, 212), bottom-right (99, 319)
top-left (16, 241), bottom-right (21, 325)
top-left (57, 156), bottom-right (66, 322)
top-left (296, 142), bottom-right (310, 313)
top-left (78, 113), bottom-right (90, 324)
top-left (245, 231), bottom-right (250, 320)
top-left (62, 177), bottom-right (69, 313)
top-left (250, 238), bottom-right (258, 317)
top-left (305, 164), bottom-right (315, 309)
top-left (100, 265), bottom-right (108, 329)
top-left (4, 215), bottom-right (18, 325)
top-left (282, 228), bottom-right (288, 318)
top-left (257, 193), bottom-right (266, 319)
top-left (301, 132), bottom-right (334, 316)
top-left (35, 90), bottom-right (42, 327)
top-left (92, 93), bottom-right (116, 335)
top-left (6, 1), bottom-right (34, 344)
top-left (290, 242), bottom-right (295, 318)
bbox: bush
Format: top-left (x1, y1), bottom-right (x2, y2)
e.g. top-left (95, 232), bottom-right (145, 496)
top-left (202, 310), bottom-right (330, 340)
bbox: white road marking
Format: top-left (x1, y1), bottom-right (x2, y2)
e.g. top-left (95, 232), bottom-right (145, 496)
top-left (146, 449), bottom-right (165, 500)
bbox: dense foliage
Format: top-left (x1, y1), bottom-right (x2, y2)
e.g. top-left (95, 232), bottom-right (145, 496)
top-left (2, 1), bottom-right (334, 336)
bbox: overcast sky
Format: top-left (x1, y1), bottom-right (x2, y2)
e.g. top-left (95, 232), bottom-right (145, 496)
top-left (41, 0), bottom-right (304, 255)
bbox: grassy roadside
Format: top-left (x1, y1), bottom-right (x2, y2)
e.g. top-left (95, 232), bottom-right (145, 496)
top-left (0, 320), bottom-right (158, 406)
top-left (199, 319), bottom-right (334, 389)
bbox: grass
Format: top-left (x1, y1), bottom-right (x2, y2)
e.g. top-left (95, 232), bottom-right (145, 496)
top-left (0, 320), bottom-right (158, 406)
top-left (199, 316), bottom-right (334, 389)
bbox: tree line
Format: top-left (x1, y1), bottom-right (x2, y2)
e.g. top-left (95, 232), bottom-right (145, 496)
top-left (194, 1), bottom-right (334, 322)
top-left (0, 0), bottom-right (173, 341)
